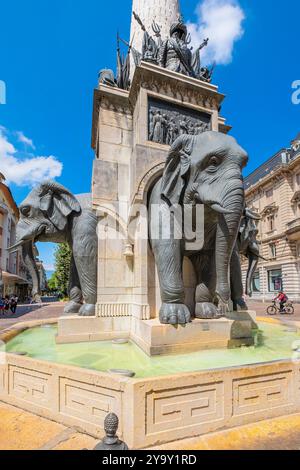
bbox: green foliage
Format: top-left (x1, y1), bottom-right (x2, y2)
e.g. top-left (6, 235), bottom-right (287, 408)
top-left (47, 273), bottom-right (58, 292)
top-left (53, 243), bottom-right (72, 296)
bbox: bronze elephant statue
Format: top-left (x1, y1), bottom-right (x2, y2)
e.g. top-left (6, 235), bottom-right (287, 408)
top-left (10, 181), bottom-right (98, 316)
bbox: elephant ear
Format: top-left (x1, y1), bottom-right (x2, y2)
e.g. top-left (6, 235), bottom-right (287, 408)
top-left (38, 181), bottom-right (81, 231)
top-left (161, 135), bottom-right (194, 206)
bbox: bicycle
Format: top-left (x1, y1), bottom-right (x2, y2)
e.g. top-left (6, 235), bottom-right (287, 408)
top-left (266, 300), bottom-right (294, 315)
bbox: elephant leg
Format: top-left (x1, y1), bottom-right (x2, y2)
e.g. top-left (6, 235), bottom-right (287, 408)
top-left (192, 253), bottom-right (220, 319)
top-left (74, 255), bottom-right (97, 317)
top-left (64, 257), bottom-right (83, 315)
top-left (230, 247), bottom-right (248, 311)
top-left (154, 241), bottom-right (191, 325)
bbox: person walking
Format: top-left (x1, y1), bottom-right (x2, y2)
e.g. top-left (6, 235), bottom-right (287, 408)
top-left (4, 296), bottom-right (10, 313)
top-left (0, 298), bottom-right (5, 315)
top-left (10, 296), bottom-right (18, 314)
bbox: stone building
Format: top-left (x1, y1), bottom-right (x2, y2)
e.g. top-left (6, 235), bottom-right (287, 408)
top-left (0, 173), bottom-right (31, 299)
top-left (242, 132), bottom-right (300, 302)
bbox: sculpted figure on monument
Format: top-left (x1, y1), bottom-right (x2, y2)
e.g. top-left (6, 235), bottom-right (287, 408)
top-left (158, 20), bottom-right (194, 76)
top-left (133, 12), bottom-right (162, 64)
top-left (149, 103), bottom-right (211, 145)
top-left (132, 13), bottom-right (213, 82)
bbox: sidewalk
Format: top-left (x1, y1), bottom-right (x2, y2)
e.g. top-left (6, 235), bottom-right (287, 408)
top-left (1, 401), bottom-right (300, 450)
top-left (0, 302), bottom-right (65, 330)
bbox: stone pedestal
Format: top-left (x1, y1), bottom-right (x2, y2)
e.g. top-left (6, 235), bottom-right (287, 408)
top-left (56, 311), bottom-right (256, 355)
top-left (91, 62), bottom-right (231, 327)
top-left (131, 313), bottom-right (256, 356)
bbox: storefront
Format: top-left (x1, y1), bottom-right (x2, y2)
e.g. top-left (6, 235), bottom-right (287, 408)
top-left (268, 269), bottom-right (283, 293)
top-left (2, 271), bottom-right (30, 299)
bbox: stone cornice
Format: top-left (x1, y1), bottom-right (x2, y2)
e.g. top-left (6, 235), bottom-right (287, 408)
top-left (129, 62), bottom-right (225, 111)
top-left (261, 203), bottom-right (279, 219)
top-left (246, 153), bottom-right (300, 198)
top-left (291, 191), bottom-right (300, 204)
top-left (91, 86), bottom-right (131, 150)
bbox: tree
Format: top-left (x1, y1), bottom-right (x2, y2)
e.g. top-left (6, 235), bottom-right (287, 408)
top-left (54, 243), bottom-right (72, 296)
top-left (47, 272), bottom-right (58, 292)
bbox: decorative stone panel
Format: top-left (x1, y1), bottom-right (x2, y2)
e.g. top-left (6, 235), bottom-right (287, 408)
top-left (59, 377), bottom-right (122, 426)
top-left (232, 370), bottom-right (293, 417)
top-left (8, 365), bottom-right (52, 409)
top-left (146, 381), bottom-right (224, 436)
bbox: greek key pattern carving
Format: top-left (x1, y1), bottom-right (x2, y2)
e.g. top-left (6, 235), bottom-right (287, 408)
top-left (59, 378), bottom-right (121, 426)
top-left (232, 371), bottom-right (293, 416)
top-left (146, 381), bottom-right (224, 435)
top-left (8, 365), bottom-right (52, 409)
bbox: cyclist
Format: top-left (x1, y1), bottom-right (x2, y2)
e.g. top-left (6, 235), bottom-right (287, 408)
top-left (275, 291), bottom-right (288, 313)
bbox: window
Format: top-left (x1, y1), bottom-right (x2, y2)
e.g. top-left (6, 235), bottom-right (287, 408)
top-left (266, 189), bottom-right (273, 199)
top-left (267, 215), bottom-right (275, 232)
top-left (296, 174), bottom-right (300, 186)
top-left (268, 269), bottom-right (282, 293)
top-left (269, 243), bottom-right (277, 259)
top-left (252, 272), bottom-right (261, 293)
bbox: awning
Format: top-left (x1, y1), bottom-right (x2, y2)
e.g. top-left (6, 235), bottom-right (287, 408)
top-left (2, 272), bottom-right (29, 285)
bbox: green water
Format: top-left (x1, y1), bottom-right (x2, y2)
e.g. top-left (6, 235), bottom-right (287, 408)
top-left (2, 323), bottom-right (300, 378)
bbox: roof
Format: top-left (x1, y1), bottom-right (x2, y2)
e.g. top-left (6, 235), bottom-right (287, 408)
top-left (2, 271), bottom-right (29, 284)
top-left (244, 149), bottom-right (287, 190)
top-left (292, 132), bottom-right (300, 142)
top-left (0, 182), bottom-right (19, 218)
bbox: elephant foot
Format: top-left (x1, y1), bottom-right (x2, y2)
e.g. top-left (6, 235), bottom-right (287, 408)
top-left (64, 301), bottom-right (82, 315)
top-left (159, 303), bottom-right (191, 325)
top-left (79, 304), bottom-right (96, 317)
top-left (233, 299), bottom-right (248, 312)
top-left (195, 302), bottom-right (221, 319)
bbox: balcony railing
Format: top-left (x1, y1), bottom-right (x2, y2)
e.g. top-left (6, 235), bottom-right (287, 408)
top-left (286, 218), bottom-right (300, 231)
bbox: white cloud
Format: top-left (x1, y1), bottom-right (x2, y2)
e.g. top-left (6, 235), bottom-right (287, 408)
top-left (0, 127), bottom-right (63, 187)
top-left (43, 264), bottom-right (55, 272)
top-left (187, 0), bottom-right (245, 65)
top-left (16, 131), bottom-right (35, 149)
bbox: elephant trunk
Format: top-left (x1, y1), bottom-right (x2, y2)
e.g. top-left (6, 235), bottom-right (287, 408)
top-left (22, 241), bottom-right (40, 298)
top-left (215, 183), bottom-right (245, 304)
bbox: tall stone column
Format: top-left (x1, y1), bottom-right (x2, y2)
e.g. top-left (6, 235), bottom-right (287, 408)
top-left (130, 0), bottom-right (181, 76)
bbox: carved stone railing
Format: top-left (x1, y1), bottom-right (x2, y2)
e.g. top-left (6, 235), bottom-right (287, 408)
top-left (286, 218), bottom-right (300, 237)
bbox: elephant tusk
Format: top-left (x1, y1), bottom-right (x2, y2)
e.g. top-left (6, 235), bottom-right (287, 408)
top-left (210, 203), bottom-right (235, 215)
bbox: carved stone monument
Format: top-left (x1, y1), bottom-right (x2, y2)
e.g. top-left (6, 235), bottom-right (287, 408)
top-left (56, 0), bottom-right (256, 351)
top-left (130, 0), bottom-right (180, 76)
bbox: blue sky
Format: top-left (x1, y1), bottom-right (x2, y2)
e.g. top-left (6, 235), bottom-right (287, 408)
top-left (0, 0), bottom-right (300, 271)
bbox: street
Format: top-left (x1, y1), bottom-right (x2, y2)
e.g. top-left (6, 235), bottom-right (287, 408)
top-left (0, 301), bottom-right (65, 330)
top-left (0, 299), bottom-right (300, 332)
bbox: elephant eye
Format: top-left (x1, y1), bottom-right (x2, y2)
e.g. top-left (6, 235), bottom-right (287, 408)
top-left (209, 156), bottom-right (220, 166)
top-left (20, 206), bottom-right (31, 217)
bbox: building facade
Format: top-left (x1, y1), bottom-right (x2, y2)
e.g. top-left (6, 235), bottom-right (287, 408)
top-left (0, 173), bottom-right (31, 299)
top-left (242, 133), bottom-right (300, 302)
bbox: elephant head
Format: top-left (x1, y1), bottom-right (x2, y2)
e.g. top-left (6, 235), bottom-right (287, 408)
top-left (10, 181), bottom-right (81, 296)
top-left (161, 131), bottom-right (248, 305)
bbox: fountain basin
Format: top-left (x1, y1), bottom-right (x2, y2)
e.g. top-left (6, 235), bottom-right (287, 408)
top-left (0, 321), bottom-right (300, 449)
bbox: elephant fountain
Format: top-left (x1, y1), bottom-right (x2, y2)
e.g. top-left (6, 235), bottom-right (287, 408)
top-left (10, 181), bottom-right (98, 316)
top-left (149, 131), bottom-right (249, 325)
